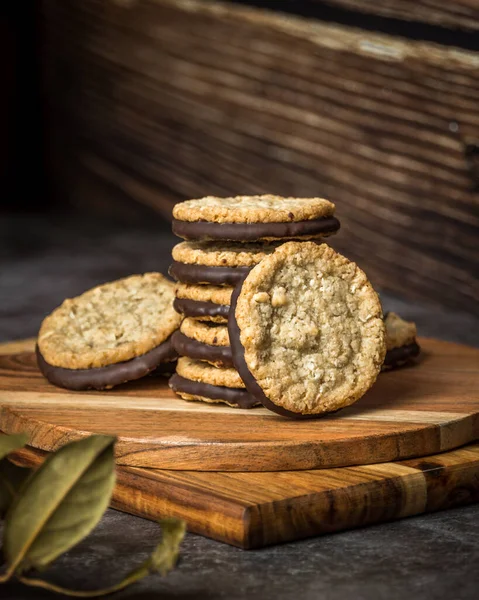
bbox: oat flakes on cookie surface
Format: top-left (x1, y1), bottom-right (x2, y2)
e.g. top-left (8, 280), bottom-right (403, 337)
top-left (176, 283), bottom-right (233, 306)
top-left (173, 195), bottom-right (335, 223)
top-left (176, 357), bottom-right (244, 388)
top-left (229, 242), bottom-right (386, 417)
top-left (180, 318), bottom-right (230, 346)
top-left (38, 273), bottom-right (181, 370)
top-left (172, 241), bottom-right (280, 267)
top-left (170, 357), bottom-right (259, 408)
top-left (172, 195), bottom-right (340, 242)
top-left (382, 311), bottom-right (420, 370)
top-left (169, 241), bottom-right (279, 286)
top-left (384, 312), bottom-right (417, 350)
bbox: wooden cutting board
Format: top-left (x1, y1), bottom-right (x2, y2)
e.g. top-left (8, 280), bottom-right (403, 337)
top-left (9, 440), bottom-right (479, 549)
top-left (0, 338), bottom-right (478, 471)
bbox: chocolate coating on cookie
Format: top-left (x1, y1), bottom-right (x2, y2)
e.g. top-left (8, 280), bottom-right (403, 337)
top-left (383, 342), bottom-right (421, 370)
top-left (169, 373), bottom-right (258, 409)
top-left (36, 336), bottom-right (177, 391)
top-left (173, 297), bottom-right (229, 320)
top-left (169, 261), bottom-right (252, 286)
top-left (228, 284), bottom-right (313, 419)
top-left (172, 217), bottom-right (340, 242)
top-left (172, 331), bottom-right (233, 367)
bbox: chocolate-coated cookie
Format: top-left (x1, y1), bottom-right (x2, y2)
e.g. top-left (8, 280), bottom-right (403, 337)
top-left (169, 241), bottom-right (280, 286)
top-left (37, 273), bottom-right (182, 390)
top-left (172, 319), bottom-right (233, 368)
top-left (382, 312), bottom-right (421, 370)
top-left (169, 357), bottom-right (259, 408)
top-left (172, 195), bottom-right (339, 242)
top-left (228, 242), bottom-right (386, 418)
top-left (174, 283), bottom-right (232, 323)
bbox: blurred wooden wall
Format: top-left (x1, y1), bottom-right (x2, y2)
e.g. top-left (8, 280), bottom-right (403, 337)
top-left (40, 0), bottom-right (479, 312)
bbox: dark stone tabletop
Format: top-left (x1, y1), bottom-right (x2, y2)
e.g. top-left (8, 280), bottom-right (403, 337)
top-left (1, 214), bottom-right (478, 600)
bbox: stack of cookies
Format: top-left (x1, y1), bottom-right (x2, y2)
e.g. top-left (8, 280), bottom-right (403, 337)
top-left (168, 194), bottom-right (389, 416)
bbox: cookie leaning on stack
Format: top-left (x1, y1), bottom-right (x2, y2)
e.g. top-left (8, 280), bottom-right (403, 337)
top-left (37, 273), bottom-right (181, 390)
top-left (228, 242), bottom-right (386, 417)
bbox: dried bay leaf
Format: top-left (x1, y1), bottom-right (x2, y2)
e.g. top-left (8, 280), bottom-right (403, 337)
top-left (3, 434), bottom-right (116, 576)
top-left (0, 433), bottom-right (30, 518)
top-left (0, 459), bottom-right (31, 517)
top-left (0, 433), bottom-right (28, 461)
top-left (17, 518), bottom-right (186, 597)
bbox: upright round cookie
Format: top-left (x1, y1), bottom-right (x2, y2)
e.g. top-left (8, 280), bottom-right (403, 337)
top-left (169, 241), bottom-right (280, 286)
top-left (228, 242), bottom-right (386, 418)
top-left (37, 273), bottom-right (182, 390)
top-left (172, 195), bottom-right (340, 242)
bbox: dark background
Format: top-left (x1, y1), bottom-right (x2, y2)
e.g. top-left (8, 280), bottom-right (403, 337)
top-left (0, 3), bottom-right (478, 600)
top-left (1, 0), bottom-right (478, 320)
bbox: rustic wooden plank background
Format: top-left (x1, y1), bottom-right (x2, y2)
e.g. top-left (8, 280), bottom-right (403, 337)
top-left (40, 0), bottom-right (479, 312)
top-left (315, 0), bottom-right (479, 31)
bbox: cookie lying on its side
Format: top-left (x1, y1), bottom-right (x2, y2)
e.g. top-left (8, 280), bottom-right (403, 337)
top-left (172, 318), bottom-right (233, 368)
top-left (382, 312), bottom-right (421, 370)
top-left (173, 283), bottom-right (233, 323)
top-left (169, 241), bottom-right (279, 286)
top-left (228, 242), bottom-right (386, 418)
top-left (172, 195), bottom-right (340, 242)
top-left (169, 357), bottom-right (259, 409)
top-left (37, 273), bottom-right (182, 391)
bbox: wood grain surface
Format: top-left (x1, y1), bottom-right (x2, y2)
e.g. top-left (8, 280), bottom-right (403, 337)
top-left (9, 440), bottom-right (479, 549)
top-left (41, 0), bottom-right (479, 312)
top-left (317, 0), bottom-right (479, 31)
top-left (0, 338), bottom-right (478, 472)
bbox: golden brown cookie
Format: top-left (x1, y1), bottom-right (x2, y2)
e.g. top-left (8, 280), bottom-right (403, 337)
top-left (172, 320), bottom-right (232, 368)
top-left (180, 318), bottom-right (230, 347)
top-left (172, 195), bottom-right (339, 242)
top-left (384, 312), bottom-right (417, 350)
top-left (228, 242), bottom-right (386, 417)
top-left (173, 284), bottom-right (232, 323)
top-left (38, 273), bottom-right (181, 370)
top-left (382, 312), bottom-right (420, 370)
top-left (170, 241), bottom-right (280, 286)
top-left (169, 357), bottom-right (258, 408)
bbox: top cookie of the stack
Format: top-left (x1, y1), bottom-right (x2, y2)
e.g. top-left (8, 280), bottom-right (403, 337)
top-left (172, 195), bottom-right (339, 242)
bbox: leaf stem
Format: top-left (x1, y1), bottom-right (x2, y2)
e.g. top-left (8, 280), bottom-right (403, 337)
top-left (17, 568), bottom-right (149, 598)
top-left (14, 519), bottom-right (185, 598)
top-left (0, 563), bottom-right (17, 584)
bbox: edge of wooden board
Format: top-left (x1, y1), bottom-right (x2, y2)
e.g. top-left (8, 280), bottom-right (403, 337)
top-left (8, 441), bottom-right (479, 549)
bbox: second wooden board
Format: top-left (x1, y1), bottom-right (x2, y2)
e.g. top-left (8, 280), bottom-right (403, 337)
top-left (0, 338), bottom-right (478, 471)
top-left (9, 441), bottom-right (479, 549)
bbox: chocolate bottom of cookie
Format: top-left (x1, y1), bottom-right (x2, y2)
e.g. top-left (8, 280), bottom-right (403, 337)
top-left (172, 331), bottom-right (233, 367)
top-left (383, 342), bottom-right (421, 370)
top-left (169, 373), bottom-right (258, 408)
top-left (169, 261), bottom-right (252, 286)
top-left (36, 336), bottom-right (178, 391)
top-left (228, 285), bottom-right (316, 419)
top-left (173, 297), bottom-right (229, 321)
top-left (172, 217), bottom-right (340, 242)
